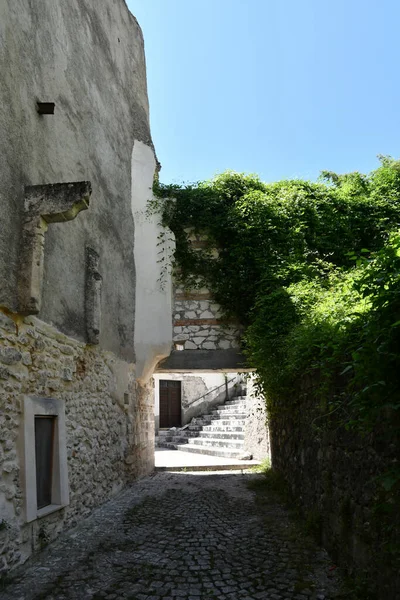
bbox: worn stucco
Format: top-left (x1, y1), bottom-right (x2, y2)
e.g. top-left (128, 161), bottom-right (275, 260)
top-left (0, 0), bottom-right (153, 360)
top-left (132, 141), bottom-right (174, 382)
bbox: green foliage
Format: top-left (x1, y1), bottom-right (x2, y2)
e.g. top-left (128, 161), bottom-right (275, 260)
top-left (152, 157), bottom-right (400, 436)
top-left (250, 456), bottom-right (271, 473)
top-left (152, 157), bottom-right (400, 496)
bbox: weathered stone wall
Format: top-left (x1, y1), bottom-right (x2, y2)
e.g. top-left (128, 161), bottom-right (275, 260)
top-left (172, 232), bottom-right (240, 352)
top-left (243, 378), bottom-right (270, 461)
top-left (0, 0), bottom-right (170, 575)
top-left (269, 376), bottom-right (399, 599)
top-left (173, 288), bottom-right (240, 351)
top-left (0, 0), bottom-right (151, 361)
top-left (0, 312), bottom-right (154, 575)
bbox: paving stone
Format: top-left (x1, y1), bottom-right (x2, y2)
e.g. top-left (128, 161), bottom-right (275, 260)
top-left (0, 472), bottom-right (346, 600)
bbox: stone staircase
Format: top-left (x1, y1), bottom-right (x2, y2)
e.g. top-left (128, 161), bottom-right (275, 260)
top-left (156, 395), bottom-right (248, 459)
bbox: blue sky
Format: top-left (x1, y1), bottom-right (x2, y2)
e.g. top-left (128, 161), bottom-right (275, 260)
top-left (128, 0), bottom-right (400, 185)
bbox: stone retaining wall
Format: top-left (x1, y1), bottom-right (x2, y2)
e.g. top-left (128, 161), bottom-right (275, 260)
top-left (0, 312), bottom-right (154, 575)
top-left (172, 231), bottom-right (241, 352)
top-left (173, 289), bottom-right (240, 351)
top-left (269, 376), bottom-right (399, 599)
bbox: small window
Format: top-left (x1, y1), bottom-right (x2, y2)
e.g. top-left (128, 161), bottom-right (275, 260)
top-left (23, 396), bottom-right (69, 522)
top-left (34, 416), bottom-right (56, 510)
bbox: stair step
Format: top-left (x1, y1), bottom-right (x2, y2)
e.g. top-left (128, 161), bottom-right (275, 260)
top-left (200, 431), bottom-right (244, 440)
top-left (157, 441), bottom-right (179, 449)
top-left (210, 412), bottom-right (247, 419)
top-left (212, 407), bottom-right (245, 412)
top-left (225, 401), bottom-right (246, 407)
top-left (176, 444), bottom-right (243, 459)
top-left (192, 417), bottom-right (213, 425)
top-left (157, 389), bottom-right (251, 459)
top-left (204, 419), bottom-right (245, 427)
top-left (200, 425), bottom-right (244, 435)
top-left (214, 404), bottom-right (246, 412)
top-left (190, 438), bottom-right (244, 449)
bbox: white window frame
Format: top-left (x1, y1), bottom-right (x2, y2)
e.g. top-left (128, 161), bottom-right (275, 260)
top-left (22, 396), bottom-right (69, 522)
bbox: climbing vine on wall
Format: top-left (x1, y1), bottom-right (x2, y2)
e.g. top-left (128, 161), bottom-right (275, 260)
top-left (150, 157), bottom-right (400, 439)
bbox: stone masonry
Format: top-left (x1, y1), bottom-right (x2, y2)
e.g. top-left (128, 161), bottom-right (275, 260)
top-left (269, 374), bottom-right (400, 599)
top-left (173, 233), bottom-right (241, 352)
top-left (0, 311), bottom-right (154, 576)
top-left (0, 0), bottom-right (171, 577)
top-left (173, 291), bottom-right (240, 351)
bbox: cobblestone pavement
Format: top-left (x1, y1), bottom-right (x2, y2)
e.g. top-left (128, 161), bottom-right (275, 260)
top-left (1, 472), bottom-right (346, 600)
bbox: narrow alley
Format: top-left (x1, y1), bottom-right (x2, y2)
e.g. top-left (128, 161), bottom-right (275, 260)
top-left (1, 471), bottom-right (345, 600)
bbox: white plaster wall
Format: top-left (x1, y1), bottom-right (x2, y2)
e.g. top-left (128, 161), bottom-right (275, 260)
top-left (132, 141), bottom-right (174, 382)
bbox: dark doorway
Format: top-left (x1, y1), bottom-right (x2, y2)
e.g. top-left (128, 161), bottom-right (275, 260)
top-left (35, 415), bottom-right (56, 509)
top-left (159, 380), bottom-right (182, 428)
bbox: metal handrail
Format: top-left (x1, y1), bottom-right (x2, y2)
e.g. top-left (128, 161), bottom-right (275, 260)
top-left (188, 376), bottom-right (239, 407)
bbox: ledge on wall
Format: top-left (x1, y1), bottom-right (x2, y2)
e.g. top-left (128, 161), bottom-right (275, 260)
top-left (155, 349), bottom-right (252, 373)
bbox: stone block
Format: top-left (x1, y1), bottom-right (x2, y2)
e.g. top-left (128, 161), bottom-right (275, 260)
top-left (219, 340), bottom-right (232, 350)
top-left (0, 348), bottom-right (22, 365)
top-left (202, 342), bottom-right (216, 350)
top-left (0, 367), bottom-right (9, 379)
top-left (185, 341), bottom-right (197, 350)
top-left (59, 345), bottom-right (74, 356)
top-left (184, 311), bottom-right (197, 319)
top-left (21, 352), bottom-right (32, 366)
top-left (0, 313), bottom-right (16, 333)
top-left (200, 311), bottom-right (214, 319)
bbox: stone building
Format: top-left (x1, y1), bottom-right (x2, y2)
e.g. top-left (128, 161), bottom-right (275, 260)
top-left (152, 232), bottom-right (269, 461)
top-left (0, 0), bottom-right (173, 574)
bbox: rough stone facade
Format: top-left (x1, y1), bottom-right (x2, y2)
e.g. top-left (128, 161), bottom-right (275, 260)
top-left (0, 313), bottom-right (154, 575)
top-left (269, 375), bottom-right (400, 599)
top-left (0, 0), bottom-right (172, 576)
top-left (172, 233), bottom-right (240, 352)
top-left (173, 289), bottom-right (240, 351)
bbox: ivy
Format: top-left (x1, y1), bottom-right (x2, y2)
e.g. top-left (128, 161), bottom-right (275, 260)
top-left (151, 157), bottom-right (400, 437)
